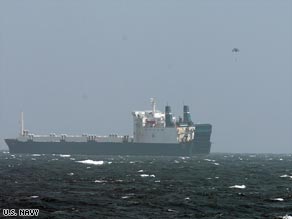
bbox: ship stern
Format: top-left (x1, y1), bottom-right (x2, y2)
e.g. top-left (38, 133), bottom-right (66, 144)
top-left (191, 124), bottom-right (212, 155)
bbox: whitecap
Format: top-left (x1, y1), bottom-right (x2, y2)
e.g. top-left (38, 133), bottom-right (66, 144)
top-left (155, 180), bottom-right (160, 183)
top-left (76, 160), bottom-right (104, 165)
top-left (94, 180), bottom-right (107, 183)
top-left (137, 170), bottom-right (144, 173)
top-left (204, 159), bottom-right (212, 162)
top-left (280, 175), bottom-right (292, 178)
top-left (32, 154), bottom-right (41, 156)
top-left (67, 172), bottom-right (74, 176)
top-left (185, 197), bottom-right (190, 200)
top-left (167, 209), bottom-right (178, 213)
top-left (179, 156), bottom-right (190, 160)
top-left (213, 163), bottom-right (220, 166)
top-left (70, 158), bottom-right (75, 160)
top-left (30, 196), bottom-right (39, 199)
top-left (174, 160), bottom-right (180, 163)
top-left (59, 154), bottom-right (71, 158)
top-left (229, 185), bottom-right (246, 189)
top-left (204, 159), bottom-right (216, 162)
top-left (121, 196), bottom-right (129, 199)
top-left (139, 173), bottom-right (155, 178)
top-left (281, 215), bottom-right (292, 219)
top-left (272, 198), bottom-right (284, 201)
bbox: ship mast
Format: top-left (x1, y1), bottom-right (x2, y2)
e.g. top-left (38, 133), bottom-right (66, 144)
top-left (150, 98), bottom-right (156, 115)
top-left (20, 112), bottom-right (24, 136)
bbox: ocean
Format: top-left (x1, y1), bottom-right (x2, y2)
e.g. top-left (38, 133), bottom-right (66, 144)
top-left (0, 151), bottom-right (291, 219)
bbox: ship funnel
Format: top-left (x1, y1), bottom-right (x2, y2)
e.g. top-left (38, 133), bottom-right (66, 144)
top-left (183, 105), bottom-right (192, 125)
top-left (165, 105), bottom-right (174, 127)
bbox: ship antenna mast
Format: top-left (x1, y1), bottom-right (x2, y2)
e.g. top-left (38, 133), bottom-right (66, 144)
top-left (150, 98), bottom-right (156, 115)
top-left (20, 112), bottom-right (24, 136)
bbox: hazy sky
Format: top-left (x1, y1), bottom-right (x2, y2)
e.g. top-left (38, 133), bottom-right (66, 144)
top-left (0, 1), bottom-right (291, 153)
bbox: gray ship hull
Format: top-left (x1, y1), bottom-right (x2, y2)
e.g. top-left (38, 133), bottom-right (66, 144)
top-left (5, 139), bottom-right (211, 156)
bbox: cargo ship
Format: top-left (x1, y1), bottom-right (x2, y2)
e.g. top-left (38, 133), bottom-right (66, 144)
top-left (5, 99), bottom-right (212, 156)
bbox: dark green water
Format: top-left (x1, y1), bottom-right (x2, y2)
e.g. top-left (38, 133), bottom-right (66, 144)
top-left (0, 152), bottom-right (291, 218)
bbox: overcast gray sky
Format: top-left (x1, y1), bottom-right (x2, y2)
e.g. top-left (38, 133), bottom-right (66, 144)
top-left (0, 1), bottom-right (291, 153)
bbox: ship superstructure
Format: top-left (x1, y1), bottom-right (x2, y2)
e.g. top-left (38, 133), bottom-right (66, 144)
top-left (133, 98), bottom-right (197, 144)
top-left (5, 98), bottom-right (212, 156)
